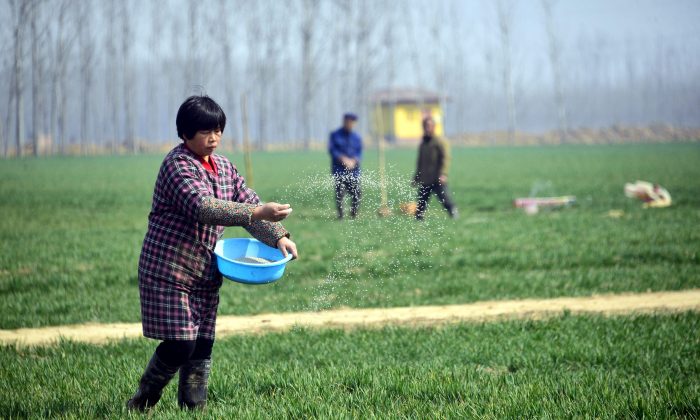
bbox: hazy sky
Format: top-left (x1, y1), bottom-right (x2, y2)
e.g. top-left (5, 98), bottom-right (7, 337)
top-left (119, 0), bottom-right (700, 57)
top-left (503, 0), bottom-right (700, 48)
top-left (3, 0), bottom-right (698, 64)
top-left (362, 0), bottom-right (700, 90)
top-left (442, 0), bottom-right (700, 57)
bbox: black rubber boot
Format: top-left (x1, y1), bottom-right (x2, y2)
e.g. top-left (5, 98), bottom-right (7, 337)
top-left (178, 359), bottom-right (211, 409)
top-left (126, 353), bottom-right (179, 411)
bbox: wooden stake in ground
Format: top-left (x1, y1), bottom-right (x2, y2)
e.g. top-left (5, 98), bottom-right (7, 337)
top-left (240, 94), bottom-right (254, 188)
top-left (375, 102), bottom-right (391, 217)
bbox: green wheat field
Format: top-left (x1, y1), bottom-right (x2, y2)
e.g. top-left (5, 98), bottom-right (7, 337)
top-left (1, 143), bottom-right (699, 417)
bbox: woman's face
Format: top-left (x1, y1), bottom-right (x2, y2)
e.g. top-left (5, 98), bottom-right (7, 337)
top-left (186, 128), bottom-right (222, 157)
top-left (423, 119), bottom-right (435, 136)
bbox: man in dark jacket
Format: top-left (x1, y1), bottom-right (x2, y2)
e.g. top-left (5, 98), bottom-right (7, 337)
top-left (329, 113), bottom-right (363, 219)
top-left (413, 116), bottom-right (457, 220)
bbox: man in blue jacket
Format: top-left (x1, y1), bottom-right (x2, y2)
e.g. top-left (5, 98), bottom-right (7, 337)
top-left (329, 113), bottom-right (363, 219)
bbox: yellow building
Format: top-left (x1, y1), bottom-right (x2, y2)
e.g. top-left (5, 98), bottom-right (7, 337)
top-left (370, 88), bottom-right (444, 142)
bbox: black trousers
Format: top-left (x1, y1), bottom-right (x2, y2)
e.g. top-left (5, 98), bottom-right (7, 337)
top-left (416, 181), bottom-right (456, 220)
top-left (156, 338), bottom-right (214, 366)
top-left (333, 173), bottom-right (361, 218)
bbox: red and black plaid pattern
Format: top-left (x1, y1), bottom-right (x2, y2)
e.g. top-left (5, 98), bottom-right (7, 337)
top-left (139, 268), bottom-right (221, 340)
top-left (138, 144), bottom-right (288, 340)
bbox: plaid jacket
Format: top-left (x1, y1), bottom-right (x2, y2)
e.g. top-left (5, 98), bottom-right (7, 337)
top-left (138, 144), bottom-right (288, 289)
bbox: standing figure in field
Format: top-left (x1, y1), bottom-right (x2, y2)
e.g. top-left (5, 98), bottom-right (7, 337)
top-left (329, 113), bottom-right (363, 219)
top-left (413, 116), bottom-right (457, 220)
top-left (127, 95), bottom-right (298, 411)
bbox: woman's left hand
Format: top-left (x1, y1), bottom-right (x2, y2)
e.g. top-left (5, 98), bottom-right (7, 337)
top-left (277, 237), bottom-right (298, 259)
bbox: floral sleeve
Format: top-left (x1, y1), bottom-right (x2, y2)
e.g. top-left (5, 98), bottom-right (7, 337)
top-left (199, 196), bottom-right (257, 226)
top-left (245, 220), bottom-right (290, 248)
top-left (229, 165), bottom-right (290, 247)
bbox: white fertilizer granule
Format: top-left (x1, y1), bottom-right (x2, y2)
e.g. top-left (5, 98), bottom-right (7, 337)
top-left (234, 256), bottom-right (274, 264)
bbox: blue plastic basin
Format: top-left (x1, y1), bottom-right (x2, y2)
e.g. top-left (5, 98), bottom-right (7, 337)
top-left (214, 238), bottom-right (293, 285)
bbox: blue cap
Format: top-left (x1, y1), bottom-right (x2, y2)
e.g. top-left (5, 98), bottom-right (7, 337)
top-left (343, 113), bottom-right (358, 121)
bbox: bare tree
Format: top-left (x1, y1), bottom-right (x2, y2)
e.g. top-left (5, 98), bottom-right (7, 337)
top-left (342, 0), bottom-right (384, 133)
top-left (244, 2), bottom-right (283, 149)
top-left (10, 0), bottom-right (30, 157)
top-left (145, 0), bottom-right (163, 143)
top-left (447, 0), bottom-right (471, 134)
top-left (102, 0), bottom-right (119, 151)
top-left (185, 0), bottom-right (202, 89)
top-left (121, 0), bottom-right (135, 153)
top-left (496, 0), bottom-right (516, 143)
top-left (300, 0), bottom-right (320, 150)
top-left (78, 1), bottom-right (95, 154)
top-left (316, 0), bottom-right (352, 141)
top-left (2, 58), bottom-right (12, 158)
top-left (167, 11), bottom-right (184, 143)
top-left (49, 0), bottom-right (74, 155)
top-left (218, 0), bottom-right (237, 150)
top-left (244, 3), bottom-right (262, 147)
top-left (541, 0), bottom-right (568, 143)
top-left (321, 5), bottom-right (343, 141)
top-left (430, 2), bottom-right (448, 133)
top-left (402, 6), bottom-right (426, 107)
top-left (30, 0), bottom-right (42, 156)
top-left (0, 6), bottom-right (8, 157)
top-left (353, 0), bottom-right (371, 122)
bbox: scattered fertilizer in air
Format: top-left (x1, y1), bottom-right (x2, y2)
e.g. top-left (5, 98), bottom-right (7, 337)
top-left (277, 166), bottom-right (453, 311)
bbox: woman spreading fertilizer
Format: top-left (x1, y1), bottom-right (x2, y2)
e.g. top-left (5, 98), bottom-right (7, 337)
top-left (127, 95), bottom-right (298, 411)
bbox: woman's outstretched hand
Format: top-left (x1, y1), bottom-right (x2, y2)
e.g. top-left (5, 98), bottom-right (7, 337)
top-left (252, 203), bottom-right (293, 222)
top-left (277, 237), bottom-right (298, 259)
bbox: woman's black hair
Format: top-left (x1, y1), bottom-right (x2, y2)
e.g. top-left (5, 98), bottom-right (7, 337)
top-left (176, 95), bottom-right (226, 140)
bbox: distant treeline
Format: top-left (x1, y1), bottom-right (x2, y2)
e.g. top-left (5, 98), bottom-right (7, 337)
top-left (12, 124), bottom-right (696, 157)
top-left (1, 0), bottom-right (699, 157)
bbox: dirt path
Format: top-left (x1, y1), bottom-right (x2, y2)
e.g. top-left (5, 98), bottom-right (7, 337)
top-left (2, 289), bottom-right (699, 347)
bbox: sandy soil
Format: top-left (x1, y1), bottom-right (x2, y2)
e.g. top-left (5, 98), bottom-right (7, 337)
top-left (2, 289), bottom-right (699, 347)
